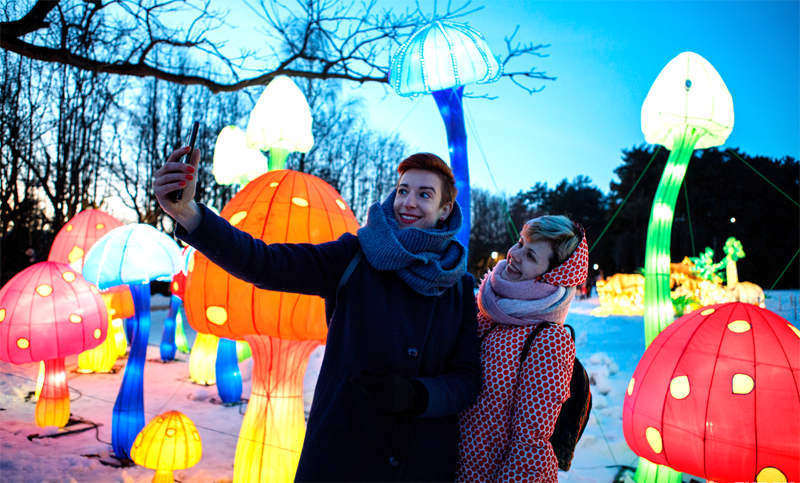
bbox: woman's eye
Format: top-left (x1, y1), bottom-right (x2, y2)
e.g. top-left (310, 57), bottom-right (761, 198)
top-left (420, 192), bottom-right (430, 198)
top-left (399, 189), bottom-right (407, 194)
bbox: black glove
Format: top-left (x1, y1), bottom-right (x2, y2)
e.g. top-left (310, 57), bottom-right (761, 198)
top-left (350, 368), bottom-right (427, 414)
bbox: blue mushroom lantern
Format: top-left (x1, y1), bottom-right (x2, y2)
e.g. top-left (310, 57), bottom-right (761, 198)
top-left (389, 19), bottom-right (501, 248)
top-left (83, 224), bottom-right (182, 460)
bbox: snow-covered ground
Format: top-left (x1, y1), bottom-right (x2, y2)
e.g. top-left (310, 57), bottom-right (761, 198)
top-left (2, 290), bottom-right (798, 483)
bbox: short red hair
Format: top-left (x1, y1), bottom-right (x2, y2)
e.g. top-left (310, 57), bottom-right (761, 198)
top-left (397, 153), bottom-right (458, 207)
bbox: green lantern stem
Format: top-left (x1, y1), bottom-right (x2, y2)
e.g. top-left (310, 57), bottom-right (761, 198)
top-left (268, 147), bottom-right (291, 171)
top-left (639, 125), bottom-right (702, 483)
top-left (175, 306), bottom-right (191, 354)
top-left (643, 125), bottom-right (702, 346)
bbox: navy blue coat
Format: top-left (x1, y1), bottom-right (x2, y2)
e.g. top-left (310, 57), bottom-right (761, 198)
top-left (178, 205), bottom-right (481, 482)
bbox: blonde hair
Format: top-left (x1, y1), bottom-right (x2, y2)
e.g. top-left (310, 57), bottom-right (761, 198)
top-left (521, 216), bottom-right (581, 271)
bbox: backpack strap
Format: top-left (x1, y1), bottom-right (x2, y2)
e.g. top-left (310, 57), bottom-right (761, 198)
top-left (520, 322), bottom-right (555, 364)
top-left (564, 324), bottom-right (575, 341)
top-left (479, 323), bottom-right (498, 345)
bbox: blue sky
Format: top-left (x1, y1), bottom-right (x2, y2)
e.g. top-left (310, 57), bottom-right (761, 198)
top-left (221, 1), bottom-right (799, 196)
top-left (347, 1), bottom-right (800, 195)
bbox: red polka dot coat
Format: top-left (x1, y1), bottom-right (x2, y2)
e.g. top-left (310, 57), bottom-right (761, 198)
top-left (457, 310), bottom-right (576, 482)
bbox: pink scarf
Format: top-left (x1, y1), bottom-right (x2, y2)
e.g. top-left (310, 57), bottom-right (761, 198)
top-left (477, 260), bottom-right (575, 327)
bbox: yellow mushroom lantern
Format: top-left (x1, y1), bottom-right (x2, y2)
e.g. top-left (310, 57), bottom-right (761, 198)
top-left (245, 75), bottom-right (314, 171)
top-left (131, 411), bottom-right (202, 483)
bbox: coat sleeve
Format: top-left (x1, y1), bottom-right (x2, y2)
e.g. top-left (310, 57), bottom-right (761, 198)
top-left (414, 273), bottom-right (482, 419)
top-left (176, 203), bottom-right (356, 300)
top-left (495, 326), bottom-right (575, 482)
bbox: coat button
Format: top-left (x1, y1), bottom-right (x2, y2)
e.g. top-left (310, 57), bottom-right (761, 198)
top-left (388, 456), bottom-right (400, 467)
top-left (406, 347), bottom-right (418, 358)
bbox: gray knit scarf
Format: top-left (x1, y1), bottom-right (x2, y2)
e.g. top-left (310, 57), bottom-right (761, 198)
top-left (357, 189), bottom-right (467, 297)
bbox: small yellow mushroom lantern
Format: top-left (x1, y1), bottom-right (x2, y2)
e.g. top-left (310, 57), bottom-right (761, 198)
top-left (245, 75), bottom-right (314, 171)
top-left (131, 411), bottom-right (202, 483)
top-left (213, 125), bottom-right (269, 187)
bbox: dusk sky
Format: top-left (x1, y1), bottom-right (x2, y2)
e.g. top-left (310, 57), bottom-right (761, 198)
top-left (226, 1), bottom-right (800, 196)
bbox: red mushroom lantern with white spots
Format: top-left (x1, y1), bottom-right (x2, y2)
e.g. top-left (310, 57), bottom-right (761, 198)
top-left (0, 262), bottom-right (107, 427)
top-left (623, 302), bottom-right (799, 482)
top-left (184, 169), bottom-right (359, 482)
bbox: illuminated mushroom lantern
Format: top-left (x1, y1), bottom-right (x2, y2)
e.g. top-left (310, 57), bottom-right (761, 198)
top-left (83, 224), bottom-right (182, 460)
top-left (641, 52), bottom-right (734, 345)
top-left (161, 246), bottom-right (195, 361)
top-left (131, 411), bottom-right (202, 483)
top-left (389, 19), bottom-right (501, 247)
top-left (214, 125), bottom-right (269, 186)
top-left (245, 75), bottom-right (314, 171)
top-left (48, 209), bottom-right (130, 372)
top-left (623, 302), bottom-right (799, 482)
top-left (0, 262), bottom-right (107, 427)
top-left (184, 169), bottom-right (359, 482)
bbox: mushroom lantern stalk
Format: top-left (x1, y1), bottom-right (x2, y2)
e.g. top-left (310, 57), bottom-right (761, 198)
top-left (83, 224), bottom-right (182, 460)
top-left (638, 52), bottom-right (734, 483)
top-left (389, 19), bottom-right (502, 248)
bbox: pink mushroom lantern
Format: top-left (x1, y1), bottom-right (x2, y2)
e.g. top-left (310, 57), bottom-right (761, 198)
top-left (623, 302), bottom-right (799, 482)
top-left (0, 262), bottom-right (107, 427)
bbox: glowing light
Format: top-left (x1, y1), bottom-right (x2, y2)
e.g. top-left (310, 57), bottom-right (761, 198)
top-left (93, 328), bottom-right (102, 339)
top-left (62, 271), bottom-right (76, 282)
top-left (669, 376), bottom-right (690, 399)
top-left (756, 467), bottom-right (787, 483)
top-left (291, 197), bottom-right (309, 207)
top-left (388, 20), bottom-right (501, 96)
top-left (732, 374), bottom-right (754, 395)
top-left (246, 75), bottom-right (314, 170)
top-left (212, 126), bottom-right (268, 186)
top-left (0, 309), bottom-right (5, 323)
top-left (627, 378), bottom-right (635, 396)
top-left (593, 264), bottom-right (599, 270)
top-left (491, 251), bottom-right (498, 260)
top-left (335, 199), bottom-right (346, 210)
top-left (173, 282), bottom-right (179, 292)
top-left (727, 320), bottom-right (751, 333)
top-left (96, 223), bottom-right (105, 230)
top-left (69, 314), bottom-right (82, 323)
top-left (701, 308), bottom-right (715, 316)
top-left (730, 217), bottom-right (736, 223)
top-left (206, 306), bottom-right (228, 326)
top-left (789, 324), bottom-right (800, 338)
top-left (17, 338), bottom-right (29, 349)
top-left (66, 224), bottom-right (73, 231)
top-left (68, 245), bottom-right (84, 263)
top-left (229, 211), bottom-right (248, 226)
top-left (646, 427), bottom-right (663, 453)
top-left (269, 181), bottom-right (279, 187)
top-left (36, 284), bottom-right (53, 297)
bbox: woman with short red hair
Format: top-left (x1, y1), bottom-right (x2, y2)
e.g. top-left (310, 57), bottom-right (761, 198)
top-left (155, 148), bottom-right (480, 482)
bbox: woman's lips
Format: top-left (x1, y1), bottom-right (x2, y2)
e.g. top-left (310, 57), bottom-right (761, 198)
top-left (399, 213), bottom-right (421, 224)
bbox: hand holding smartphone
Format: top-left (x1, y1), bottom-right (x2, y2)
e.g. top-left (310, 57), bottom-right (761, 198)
top-left (168, 121), bottom-right (200, 202)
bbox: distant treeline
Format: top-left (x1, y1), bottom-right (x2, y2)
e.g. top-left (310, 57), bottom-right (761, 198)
top-left (470, 147), bottom-right (799, 290)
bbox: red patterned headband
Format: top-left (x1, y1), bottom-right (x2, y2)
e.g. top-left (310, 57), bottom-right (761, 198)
top-left (536, 220), bottom-right (589, 287)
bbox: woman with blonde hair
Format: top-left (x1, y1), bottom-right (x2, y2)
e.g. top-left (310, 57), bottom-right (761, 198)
top-left (457, 215), bottom-right (588, 482)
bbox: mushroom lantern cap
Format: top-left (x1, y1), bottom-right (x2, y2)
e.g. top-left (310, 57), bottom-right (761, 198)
top-left (184, 169), bottom-right (359, 341)
top-left (641, 52), bottom-right (734, 151)
top-left (0, 262), bottom-right (107, 364)
top-left (131, 411), bottom-right (202, 471)
top-left (48, 209), bottom-right (124, 272)
top-left (245, 75), bottom-right (314, 153)
top-left (389, 19), bottom-right (502, 97)
top-left (82, 224), bottom-right (183, 291)
top-left (213, 126), bottom-right (269, 186)
top-left (623, 302), bottom-right (799, 482)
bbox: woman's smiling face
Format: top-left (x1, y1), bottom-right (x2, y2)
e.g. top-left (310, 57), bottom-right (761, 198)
top-left (393, 169), bottom-right (452, 230)
top-left (501, 237), bottom-right (554, 282)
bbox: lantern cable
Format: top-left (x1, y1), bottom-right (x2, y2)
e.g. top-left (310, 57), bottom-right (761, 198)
top-left (588, 145), bottom-right (662, 254)
top-left (463, 99), bottom-right (520, 240)
top-left (682, 178), bottom-right (696, 257)
top-left (592, 412), bottom-right (619, 467)
top-left (388, 96), bottom-right (425, 137)
top-left (766, 247), bottom-right (800, 299)
top-left (727, 148), bottom-right (800, 209)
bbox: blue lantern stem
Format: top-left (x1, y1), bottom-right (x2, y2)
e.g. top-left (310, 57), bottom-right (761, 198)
top-left (123, 317), bottom-right (134, 350)
top-left (432, 86), bottom-right (470, 250)
top-left (112, 282), bottom-right (151, 460)
top-left (160, 295), bottom-right (181, 361)
top-left (216, 338), bottom-right (243, 404)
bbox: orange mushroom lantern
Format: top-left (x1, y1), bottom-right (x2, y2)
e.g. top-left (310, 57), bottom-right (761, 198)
top-left (48, 209), bottom-right (130, 372)
top-left (184, 170), bottom-right (359, 482)
top-left (623, 302), bottom-right (799, 482)
top-left (0, 262), bottom-right (107, 427)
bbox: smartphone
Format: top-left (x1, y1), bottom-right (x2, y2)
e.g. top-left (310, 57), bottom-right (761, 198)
top-left (169, 121), bottom-right (200, 202)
